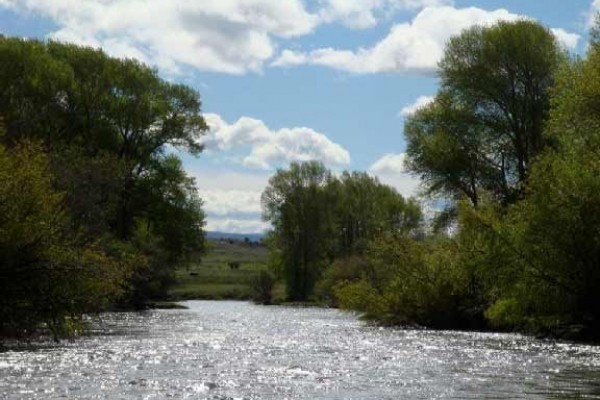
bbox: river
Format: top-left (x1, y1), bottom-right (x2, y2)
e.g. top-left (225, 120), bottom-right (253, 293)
top-left (1, 301), bottom-right (599, 399)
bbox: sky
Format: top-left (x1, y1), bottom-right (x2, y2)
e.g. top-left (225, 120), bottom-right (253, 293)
top-left (0, 0), bottom-right (597, 233)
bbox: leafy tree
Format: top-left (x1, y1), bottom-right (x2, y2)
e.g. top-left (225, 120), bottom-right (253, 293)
top-left (0, 36), bottom-right (208, 313)
top-left (406, 20), bottom-right (563, 206)
top-left (405, 93), bottom-right (503, 207)
top-left (333, 172), bottom-right (422, 254)
top-left (469, 41), bottom-right (600, 336)
top-left (333, 234), bottom-right (472, 328)
top-left (263, 162), bottom-right (423, 302)
top-left (0, 38), bottom-right (73, 143)
top-left (262, 161), bottom-right (337, 301)
top-left (0, 140), bottom-right (132, 338)
top-left (126, 155), bottom-right (206, 304)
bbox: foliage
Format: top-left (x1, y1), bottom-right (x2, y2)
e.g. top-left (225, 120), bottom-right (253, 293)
top-left (250, 270), bottom-right (277, 305)
top-left (0, 36), bottom-right (208, 336)
top-left (262, 161), bottom-right (337, 301)
top-left (314, 256), bottom-right (370, 306)
top-left (262, 162), bottom-right (422, 302)
top-left (333, 235), bottom-right (475, 328)
top-left (405, 20), bottom-right (562, 207)
top-left (332, 172), bottom-right (422, 255)
top-left (0, 141), bottom-right (132, 338)
top-left (463, 43), bottom-right (600, 335)
top-left (295, 20), bottom-right (600, 341)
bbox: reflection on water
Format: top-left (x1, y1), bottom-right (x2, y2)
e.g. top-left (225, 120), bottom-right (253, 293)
top-left (1, 300), bottom-right (599, 399)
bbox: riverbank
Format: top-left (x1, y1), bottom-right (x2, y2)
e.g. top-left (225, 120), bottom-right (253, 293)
top-left (165, 240), bottom-right (599, 344)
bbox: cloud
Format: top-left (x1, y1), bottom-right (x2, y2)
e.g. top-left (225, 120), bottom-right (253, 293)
top-left (273, 6), bottom-right (579, 75)
top-left (369, 153), bottom-right (408, 174)
top-left (368, 153), bottom-right (421, 198)
top-left (185, 168), bottom-right (270, 234)
top-left (0, 0), bottom-right (451, 75)
top-left (205, 217), bottom-right (270, 234)
top-left (202, 113), bottom-right (350, 169)
top-left (550, 28), bottom-right (580, 50)
top-left (1, 1), bottom-right (578, 75)
top-left (588, 0), bottom-right (600, 28)
top-left (399, 95), bottom-right (434, 117)
top-left (191, 169), bottom-right (270, 192)
top-left (193, 153), bottom-right (422, 233)
top-left (317, 0), bottom-right (453, 29)
top-left (198, 189), bottom-right (263, 217)
top-left (0, 0), bottom-right (318, 75)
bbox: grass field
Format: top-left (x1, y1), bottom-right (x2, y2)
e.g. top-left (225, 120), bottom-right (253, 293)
top-left (168, 239), bottom-right (284, 301)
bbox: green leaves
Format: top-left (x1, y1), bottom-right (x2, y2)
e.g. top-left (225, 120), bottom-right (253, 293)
top-left (262, 162), bottom-right (423, 302)
top-left (0, 140), bottom-right (133, 338)
top-left (0, 36), bottom-right (209, 333)
top-left (406, 20), bottom-right (562, 208)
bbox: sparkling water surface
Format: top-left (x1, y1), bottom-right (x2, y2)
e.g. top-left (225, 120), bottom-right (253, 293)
top-left (1, 300), bottom-right (599, 399)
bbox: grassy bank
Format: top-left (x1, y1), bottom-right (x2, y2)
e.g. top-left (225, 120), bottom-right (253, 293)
top-left (168, 239), bottom-right (284, 301)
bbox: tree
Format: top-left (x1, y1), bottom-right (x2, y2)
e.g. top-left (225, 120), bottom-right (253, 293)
top-left (0, 37), bottom-right (208, 239)
top-left (405, 20), bottom-right (563, 206)
top-left (405, 92), bottom-right (504, 207)
top-left (126, 155), bottom-right (206, 304)
top-left (0, 140), bottom-right (132, 338)
top-left (0, 36), bottom-right (208, 312)
top-left (262, 161), bottom-right (337, 301)
top-left (473, 39), bottom-right (600, 336)
top-left (263, 163), bottom-right (423, 303)
top-left (333, 172), bottom-right (421, 254)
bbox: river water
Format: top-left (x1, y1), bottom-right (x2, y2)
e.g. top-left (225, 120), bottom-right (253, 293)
top-left (1, 301), bottom-right (599, 399)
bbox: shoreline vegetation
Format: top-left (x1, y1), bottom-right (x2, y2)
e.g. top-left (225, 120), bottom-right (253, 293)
top-left (0, 36), bottom-right (208, 340)
top-left (1, 18), bottom-right (599, 345)
top-left (257, 20), bottom-right (600, 344)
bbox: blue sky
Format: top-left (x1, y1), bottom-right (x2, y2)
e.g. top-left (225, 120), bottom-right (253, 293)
top-left (0, 0), bottom-right (596, 232)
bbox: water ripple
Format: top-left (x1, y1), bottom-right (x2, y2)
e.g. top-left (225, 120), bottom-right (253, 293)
top-left (1, 301), bottom-right (599, 399)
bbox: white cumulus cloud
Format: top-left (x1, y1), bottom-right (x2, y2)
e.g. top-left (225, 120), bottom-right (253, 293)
top-left (0, 0), bottom-right (455, 75)
top-left (198, 189), bottom-right (263, 217)
top-left (317, 0), bottom-right (452, 29)
top-left (0, 1), bottom-right (579, 75)
top-left (273, 6), bottom-right (579, 75)
top-left (399, 95), bottom-right (435, 117)
top-left (202, 113), bottom-right (350, 169)
top-left (369, 153), bottom-right (421, 198)
top-left (0, 0), bottom-right (318, 74)
top-left (186, 168), bottom-right (271, 234)
top-left (550, 28), bottom-right (580, 50)
top-left (370, 153), bottom-right (409, 175)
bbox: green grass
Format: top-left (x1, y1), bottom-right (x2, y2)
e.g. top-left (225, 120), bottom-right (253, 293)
top-left (168, 239), bottom-right (284, 301)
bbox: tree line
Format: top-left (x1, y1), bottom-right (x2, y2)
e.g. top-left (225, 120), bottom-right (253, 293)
top-left (262, 20), bottom-right (600, 341)
top-left (262, 163), bottom-right (422, 302)
top-left (0, 37), bottom-right (207, 338)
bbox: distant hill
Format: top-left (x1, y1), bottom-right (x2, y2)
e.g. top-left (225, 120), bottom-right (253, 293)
top-left (205, 231), bottom-right (266, 242)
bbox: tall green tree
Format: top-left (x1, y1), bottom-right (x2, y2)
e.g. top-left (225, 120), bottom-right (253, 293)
top-left (406, 20), bottom-right (563, 206)
top-left (127, 155), bottom-right (206, 304)
top-left (0, 37), bottom-right (208, 239)
top-left (333, 171), bottom-right (421, 254)
top-left (263, 163), bottom-right (423, 302)
top-left (0, 36), bottom-right (208, 311)
top-left (472, 38), bottom-right (600, 335)
top-left (262, 161), bottom-right (337, 301)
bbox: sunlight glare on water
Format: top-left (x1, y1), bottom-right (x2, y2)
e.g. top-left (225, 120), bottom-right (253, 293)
top-left (1, 301), bottom-right (599, 399)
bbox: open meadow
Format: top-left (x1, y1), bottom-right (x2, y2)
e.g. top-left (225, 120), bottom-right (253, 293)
top-left (168, 239), bottom-right (283, 301)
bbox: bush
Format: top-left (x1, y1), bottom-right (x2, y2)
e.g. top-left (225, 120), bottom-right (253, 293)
top-left (250, 270), bottom-right (276, 305)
